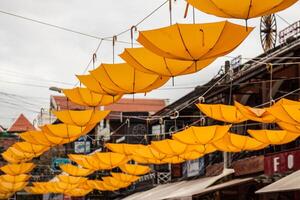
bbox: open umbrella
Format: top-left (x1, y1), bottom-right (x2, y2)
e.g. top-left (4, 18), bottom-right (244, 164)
top-left (277, 121), bottom-right (300, 133)
top-left (102, 177), bottom-right (132, 189)
top-left (186, 0), bottom-right (298, 19)
top-left (64, 187), bottom-right (92, 197)
top-left (247, 129), bottom-right (299, 145)
top-left (12, 142), bottom-right (49, 155)
top-left (119, 164), bottom-right (150, 176)
top-left (57, 175), bottom-right (87, 185)
top-left (41, 124), bottom-right (95, 139)
top-left (0, 163), bottom-right (35, 176)
top-left (234, 101), bottom-right (276, 123)
top-left (87, 152), bottom-right (129, 170)
top-left (60, 164), bottom-right (94, 177)
top-left (197, 103), bottom-right (247, 123)
top-left (87, 180), bottom-right (118, 191)
top-left (110, 173), bottom-right (140, 183)
top-left (2, 148), bottom-right (36, 164)
top-left (0, 181), bottom-right (27, 193)
top-left (89, 63), bottom-right (170, 94)
top-left (172, 125), bottom-right (230, 145)
top-left (138, 21), bottom-right (253, 61)
top-left (52, 110), bottom-right (110, 127)
top-left (0, 174), bottom-right (30, 183)
top-left (120, 47), bottom-right (216, 77)
top-left (62, 87), bottom-right (122, 107)
top-left (105, 143), bottom-right (145, 156)
top-left (68, 154), bottom-right (96, 170)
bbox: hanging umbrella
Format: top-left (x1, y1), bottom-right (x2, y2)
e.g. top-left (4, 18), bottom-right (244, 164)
top-left (266, 98), bottom-right (300, 125)
top-left (87, 180), bottom-right (118, 191)
top-left (87, 152), bottom-right (129, 170)
top-left (227, 133), bottom-right (268, 151)
top-left (54, 181), bottom-right (80, 192)
top-left (52, 110), bottom-right (110, 127)
top-left (57, 175), bottom-right (87, 185)
top-left (64, 188), bottom-right (92, 197)
top-left (110, 173), bottom-right (140, 183)
top-left (120, 47), bottom-right (216, 77)
top-left (213, 134), bottom-right (244, 152)
top-left (119, 164), bottom-right (150, 176)
top-left (247, 130), bottom-right (299, 145)
top-left (186, 0), bottom-right (298, 19)
top-left (179, 151), bottom-right (205, 160)
top-left (138, 21), bottom-right (253, 61)
top-left (0, 181), bottom-right (27, 193)
top-left (89, 63), bottom-right (170, 94)
top-left (105, 143), bottom-right (145, 156)
top-left (133, 145), bottom-right (169, 160)
top-left (41, 124), bottom-right (95, 139)
top-left (150, 139), bottom-right (206, 156)
top-left (20, 130), bottom-right (78, 147)
top-left (172, 125), bottom-right (230, 145)
top-left (277, 121), bottom-right (300, 133)
top-left (2, 148), bottom-right (35, 164)
top-left (60, 164), bottom-right (94, 177)
top-left (102, 177), bottom-right (132, 189)
top-left (76, 74), bottom-right (120, 96)
top-left (0, 163), bottom-right (35, 176)
top-left (0, 174), bottom-right (30, 183)
top-left (62, 87), bottom-right (122, 107)
top-left (234, 101), bottom-right (276, 123)
top-left (0, 193), bottom-right (13, 199)
top-left (25, 186), bottom-right (48, 194)
top-left (12, 142), bottom-right (49, 155)
top-left (68, 154), bottom-right (96, 170)
top-left (197, 103), bottom-right (247, 123)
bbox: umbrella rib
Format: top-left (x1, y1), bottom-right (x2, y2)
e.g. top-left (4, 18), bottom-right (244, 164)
top-left (209, 0), bottom-right (236, 18)
top-left (176, 24), bottom-right (196, 60)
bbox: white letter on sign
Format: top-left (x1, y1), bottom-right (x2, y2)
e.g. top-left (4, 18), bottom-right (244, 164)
top-left (287, 154), bottom-right (294, 169)
top-left (273, 157), bottom-right (280, 172)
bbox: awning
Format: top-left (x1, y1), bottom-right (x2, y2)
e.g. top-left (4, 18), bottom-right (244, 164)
top-left (256, 170), bottom-right (300, 194)
top-left (123, 168), bottom-right (234, 200)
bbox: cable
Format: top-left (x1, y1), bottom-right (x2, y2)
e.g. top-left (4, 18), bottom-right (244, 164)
top-left (276, 14), bottom-right (291, 25)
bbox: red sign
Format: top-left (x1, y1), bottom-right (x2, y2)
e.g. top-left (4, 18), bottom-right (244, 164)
top-left (264, 149), bottom-right (300, 175)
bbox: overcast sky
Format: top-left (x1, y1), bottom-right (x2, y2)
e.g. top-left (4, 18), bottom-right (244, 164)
top-left (0, 0), bottom-right (299, 128)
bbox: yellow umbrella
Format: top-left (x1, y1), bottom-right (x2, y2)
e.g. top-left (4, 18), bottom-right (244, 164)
top-left (89, 63), bottom-right (170, 94)
top-left (277, 121), bottom-right (300, 133)
top-left (25, 186), bottom-right (48, 194)
top-left (227, 133), bottom-right (268, 151)
top-left (120, 47), bottom-right (216, 77)
top-left (57, 175), bottom-right (87, 185)
top-left (0, 193), bottom-right (13, 199)
top-left (0, 174), bottom-right (30, 183)
top-left (60, 164), bottom-right (94, 177)
top-left (62, 87), bottom-right (122, 107)
top-left (88, 152), bottom-right (129, 170)
top-left (213, 134), bottom-right (242, 152)
top-left (133, 145), bottom-right (169, 160)
top-left (247, 130), bottom-right (299, 145)
top-left (179, 151), bottom-right (205, 160)
top-left (172, 125), bottom-right (230, 145)
top-left (105, 143), bottom-right (145, 156)
top-left (68, 154), bottom-right (96, 170)
top-left (52, 110), bottom-right (110, 127)
top-left (0, 181), bottom-right (27, 193)
top-left (2, 148), bottom-right (35, 164)
top-left (41, 124), bottom-right (95, 139)
top-left (110, 173), bottom-right (139, 183)
top-left (12, 142), bottom-right (49, 155)
top-left (234, 101), bottom-right (276, 123)
top-left (267, 98), bottom-right (300, 125)
top-left (197, 103), bottom-right (247, 123)
top-left (186, 0), bottom-right (298, 19)
top-left (138, 21), bottom-right (253, 61)
top-left (20, 130), bottom-right (78, 146)
top-left (0, 163), bottom-right (35, 176)
top-left (151, 139), bottom-right (206, 156)
top-left (119, 164), bottom-right (150, 176)
top-left (102, 177), bottom-right (132, 189)
top-left (64, 188), bottom-right (92, 197)
top-left (87, 180), bottom-right (118, 191)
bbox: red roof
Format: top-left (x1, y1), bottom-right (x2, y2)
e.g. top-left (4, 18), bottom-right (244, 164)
top-left (104, 98), bottom-right (167, 113)
top-left (51, 96), bottom-right (88, 110)
top-left (8, 114), bottom-right (35, 133)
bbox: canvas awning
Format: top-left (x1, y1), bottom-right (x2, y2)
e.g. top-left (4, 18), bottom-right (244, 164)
top-left (256, 170), bottom-right (300, 194)
top-left (123, 168), bottom-right (234, 200)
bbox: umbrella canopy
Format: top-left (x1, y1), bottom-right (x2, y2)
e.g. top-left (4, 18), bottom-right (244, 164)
top-left (68, 154), bottom-right (96, 170)
top-left (228, 133), bottom-right (268, 151)
top-left (60, 164), bottom-right (94, 177)
top-left (267, 98), bottom-right (300, 125)
top-left (186, 0), bottom-right (298, 19)
top-left (0, 181), bottom-right (27, 193)
top-left (138, 21), bottom-right (253, 61)
top-left (172, 125), bottom-right (230, 145)
top-left (120, 47), bottom-right (216, 77)
top-left (89, 63), bottom-right (170, 94)
top-left (20, 130), bottom-right (78, 146)
top-left (179, 151), bottom-right (205, 160)
top-left (52, 110), bottom-right (110, 127)
top-left (119, 164), bottom-right (150, 176)
top-left (247, 130), bottom-right (299, 145)
top-left (87, 180), bottom-right (118, 191)
top-left (197, 103), bottom-right (247, 123)
top-left (57, 175), bottom-right (87, 185)
top-left (62, 87), bottom-right (122, 107)
top-left (133, 145), bottom-right (169, 160)
top-left (88, 152), bottom-right (129, 170)
top-left (0, 174), bottom-right (30, 183)
top-left (41, 124), bottom-right (95, 139)
top-left (64, 188), bottom-right (92, 197)
top-left (277, 121), bottom-right (300, 133)
top-left (2, 148), bottom-right (36, 164)
top-left (0, 163), bottom-right (35, 176)
top-left (25, 186), bottom-right (48, 194)
top-left (234, 101), bottom-right (276, 123)
top-left (102, 177), bottom-right (132, 189)
top-left (110, 173), bottom-right (140, 183)
top-left (150, 139), bottom-right (206, 156)
top-left (105, 143), bottom-right (145, 156)
top-left (12, 142), bottom-right (49, 155)
top-left (0, 193), bottom-right (13, 199)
